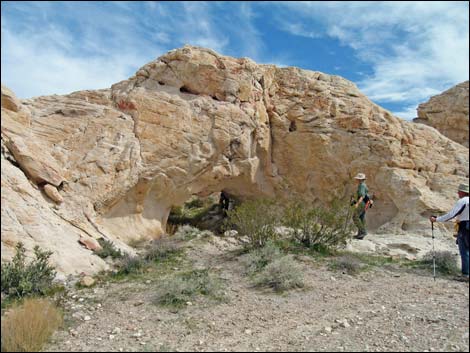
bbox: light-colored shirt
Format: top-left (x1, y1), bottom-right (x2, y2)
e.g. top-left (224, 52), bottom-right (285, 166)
top-left (436, 196), bottom-right (469, 222)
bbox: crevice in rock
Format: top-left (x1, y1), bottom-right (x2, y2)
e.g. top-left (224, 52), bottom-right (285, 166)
top-left (289, 121), bottom-right (297, 132)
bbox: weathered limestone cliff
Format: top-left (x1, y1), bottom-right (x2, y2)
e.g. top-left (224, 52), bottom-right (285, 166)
top-left (414, 81), bottom-right (469, 147)
top-left (2, 46), bottom-right (468, 276)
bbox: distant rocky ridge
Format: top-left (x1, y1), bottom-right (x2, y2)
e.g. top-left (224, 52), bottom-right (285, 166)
top-left (1, 46), bottom-right (468, 276)
top-left (414, 81), bottom-right (469, 147)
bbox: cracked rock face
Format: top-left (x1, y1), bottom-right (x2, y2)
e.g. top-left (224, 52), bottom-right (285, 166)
top-left (1, 46), bottom-right (468, 276)
top-left (415, 81), bottom-right (469, 147)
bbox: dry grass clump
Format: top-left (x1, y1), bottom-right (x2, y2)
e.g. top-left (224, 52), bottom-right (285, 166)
top-left (1, 297), bottom-right (63, 352)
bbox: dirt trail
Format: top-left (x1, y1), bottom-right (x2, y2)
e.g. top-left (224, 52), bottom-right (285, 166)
top-left (45, 236), bottom-right (469, 352)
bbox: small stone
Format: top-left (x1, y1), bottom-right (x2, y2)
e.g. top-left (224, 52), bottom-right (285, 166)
top-left (245, 329), bottom-right (252, 335)
top-left (145, 280), bottom-right (151, 284)
top-left (83, 316), bottom-right (91, 321)
top-left (324, 326), bottom-right (332, 333)
top-left (112, 327), bottom-right (121, 335)
top-left (78, 298), bottom-right (85, 302)
top-left (186, 301), bottom-right (193, 306)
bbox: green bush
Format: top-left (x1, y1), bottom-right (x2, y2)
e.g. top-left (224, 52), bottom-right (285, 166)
top-left (422, 250), bottom-right (459, 275)
top-left (226, 198), bottom-right (282, 248)
top-left (254, 255), bottom-right (304, 292)
top-left (95, 238), bottom-right (123, 259)
top-left (283, 198), bottom-right (353, 250)
top-left (241, 241), bottom-right (283, 275)
top-left (1, 243), bottom-right (56, 298)
top-left (153, 269), bottom-right (223, 308)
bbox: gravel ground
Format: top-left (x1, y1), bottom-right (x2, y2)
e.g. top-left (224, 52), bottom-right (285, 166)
top-left (45, 236), bottom-right (469, 352)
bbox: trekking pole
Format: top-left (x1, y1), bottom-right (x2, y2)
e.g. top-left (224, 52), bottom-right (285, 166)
top-left (431, 220), bottom-right (436, 281)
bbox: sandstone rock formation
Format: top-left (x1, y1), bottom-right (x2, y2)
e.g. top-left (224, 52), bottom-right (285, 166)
top-left (414, 81), bottom-right (469, 147)
top-left (2, 46), bottom-right (468, 276)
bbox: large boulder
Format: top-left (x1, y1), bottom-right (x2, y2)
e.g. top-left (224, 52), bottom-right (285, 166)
top-left (1, 46), bottom-right (468, 276)
top-left (414, 81), bottom-right (469, 147)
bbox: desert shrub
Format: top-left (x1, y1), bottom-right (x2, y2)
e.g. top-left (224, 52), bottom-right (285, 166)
top-left (226, 198), bottom-right (282, 249)
top-left (422, 250), bottom-right (459, 275)
top-left (174, 225), bottom-right (214, 240)
top-left (144, 238), bottom-right (181, 262)
top-left (329, 254), bottom-right (362, 275)
top-left (115, 254), bottom-right (147, 276)
top-left (240, 241), bottom-right (283, 275)
top-left (153, 269), bottom-right (222, 308)
top-left (1, 297), bottom-right (63, 352)
top-left (283, 198), bottom-right (353, 250)
top-left (254, 255), bottom-right (304, 292)
top-left (1, 243), bottom-right (56, 298)
top-left (95, 238), bottom-right (123, 259)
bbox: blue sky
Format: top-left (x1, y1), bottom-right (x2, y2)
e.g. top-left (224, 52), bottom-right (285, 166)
top-left (1, 1), bottom-right (469, 120)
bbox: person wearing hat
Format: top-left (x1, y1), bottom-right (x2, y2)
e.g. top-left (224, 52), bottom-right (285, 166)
top-left (352, 173), bottom-right (373, 239)
top-left (430, 183), bottom-right (469, 280)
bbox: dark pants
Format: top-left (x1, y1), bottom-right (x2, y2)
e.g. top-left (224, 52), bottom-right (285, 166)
top-left (457, 221), bottom-right (469, 276)
top-left (353, 203), bottom-right (367, 236)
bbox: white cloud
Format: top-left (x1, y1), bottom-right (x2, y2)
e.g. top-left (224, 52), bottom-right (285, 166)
top-left (274, 1), bottom-right (469, 113)
top-left (1, 2), bottom-right (163, 98)
top-left (392, 105), bottom-right (419, 121)
top-left (1, 28), bottom-right (148, 98)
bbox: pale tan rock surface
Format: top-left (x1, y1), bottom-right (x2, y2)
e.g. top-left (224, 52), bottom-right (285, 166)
top-left (414, 81), bottom-right (469, 147)
top-left (1, 46), bottom-right (468, 276)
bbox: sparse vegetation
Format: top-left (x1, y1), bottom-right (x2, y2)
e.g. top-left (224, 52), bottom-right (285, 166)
top-left (144, 238), bottom-right (181, 262)
top-left (1, 297), bottom-right (63, 352)
top-left (174, 224), bottom-right (214, 240)
top-left (115, 254), bottom-right (147, 276)
top-left (95, 238), bottom-right (123, 259)
top-left (153, 269), bottom-right (223, 308)
top-left (254, 255), bottom-right (304, 292)
top-left (1, 243), bottom-right (56, 299)
top-left (240, 241), bottom-right (283, 275)
top-left (168, 195), bottom-right (219, 228)
top-left (421, 250), bottom-right (460, 275)
top-left (329, 254), bottom-right (362, 275)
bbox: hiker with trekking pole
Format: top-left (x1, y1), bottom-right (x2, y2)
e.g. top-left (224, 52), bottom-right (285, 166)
top-left (430, 183), bottom-right (469, 282)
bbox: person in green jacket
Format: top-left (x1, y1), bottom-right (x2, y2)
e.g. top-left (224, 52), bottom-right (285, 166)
top-left (352, 173), bottom-right (373, 239)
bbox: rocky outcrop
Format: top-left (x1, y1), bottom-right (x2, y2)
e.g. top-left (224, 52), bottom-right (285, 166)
top-left (414, 81), bottom-right (469, 147)
top-left (1, 46), bottom-right (468, 276)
